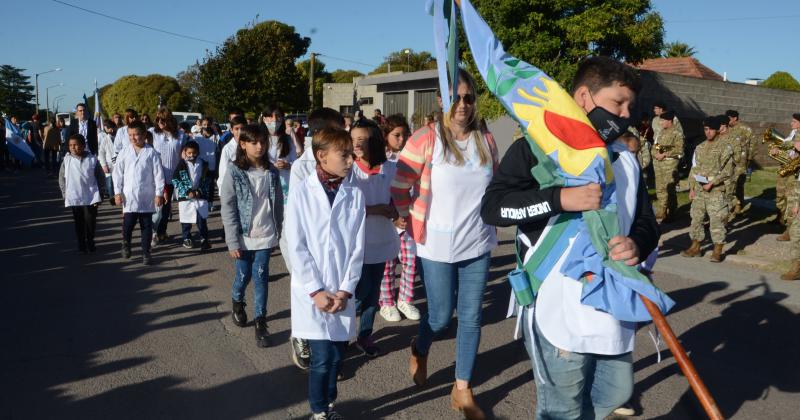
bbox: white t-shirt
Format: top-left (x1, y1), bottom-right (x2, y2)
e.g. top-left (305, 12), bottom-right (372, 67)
top-left (268, 135), bottom-right (297, 197)
top-left (240, 167), bottom-right (278, 250)
top-left (416, 134), bottom-right (497, 263)
top-left (352, 161), bottom-right (401, 264)
top-left (217, 139), bottom-right (238, 189)
top-left (194, 135), bottom-right (218, 170)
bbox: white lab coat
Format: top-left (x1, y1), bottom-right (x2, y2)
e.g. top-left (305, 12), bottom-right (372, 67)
top-left (287, 172), bottom-right (366, 341)
top-left (113, 145), bottom-right (165, 213)
top-left (113, 125), bottom-right (129, 156)
top-left (216, 139), bottom-right (238, 189)
top-left (62, 153), bottom-right (102, 207)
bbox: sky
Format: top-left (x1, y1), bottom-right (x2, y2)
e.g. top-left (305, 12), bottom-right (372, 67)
top-left (2, 0), bottom-right (798, 114)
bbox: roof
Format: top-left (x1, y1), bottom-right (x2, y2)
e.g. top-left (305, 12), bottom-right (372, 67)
top-left (634, 57), bottom-right (723, 81)
top-left (357, 69), bottom-right (439, 86)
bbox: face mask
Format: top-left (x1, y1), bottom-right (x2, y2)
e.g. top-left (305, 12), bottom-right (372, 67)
top-left (587, 105), bottom-right (630, 144)
top-left (186, 155), bottom-right (196, 162)
top-left (265, 121), bottom-right (277, 134)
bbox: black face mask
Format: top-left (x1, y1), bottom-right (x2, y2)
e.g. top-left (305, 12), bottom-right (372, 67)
top-left (587, 106), bottom-right (630, 144)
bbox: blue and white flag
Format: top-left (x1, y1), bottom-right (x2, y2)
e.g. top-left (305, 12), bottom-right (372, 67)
top-left (427, 0), bottom-right (459, 113)
top-left (4, 118), bottom-right (35, 165)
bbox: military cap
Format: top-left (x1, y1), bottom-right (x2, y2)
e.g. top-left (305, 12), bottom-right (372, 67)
top-left (703, 116), bottom-right (721, 130)
top-left (725, 110), bottom-right (739, 118)
top-left (660, 110), bottom-right (675, 120)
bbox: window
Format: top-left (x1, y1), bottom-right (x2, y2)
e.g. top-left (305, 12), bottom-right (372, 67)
top-left (359, 97), bottom-right (374, 105)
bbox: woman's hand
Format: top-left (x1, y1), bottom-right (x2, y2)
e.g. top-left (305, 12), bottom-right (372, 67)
top-left (608, 236), bottom-right (640, 266)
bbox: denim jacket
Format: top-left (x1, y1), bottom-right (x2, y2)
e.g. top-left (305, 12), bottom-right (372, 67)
top-left (220, 164), bottom-right (284, 251)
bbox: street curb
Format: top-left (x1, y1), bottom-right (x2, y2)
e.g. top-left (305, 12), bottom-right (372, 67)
top-left (725, 254), bottom-right (775, 270)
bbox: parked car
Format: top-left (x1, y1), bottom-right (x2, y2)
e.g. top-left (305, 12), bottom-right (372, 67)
top-left (173, 112), bottom-right (202, 125)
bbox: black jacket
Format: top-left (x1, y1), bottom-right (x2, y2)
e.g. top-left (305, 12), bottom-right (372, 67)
top-left (481, 138), bottom-right (660, 264)
top-left (68, 119), bottom-right (98, 155)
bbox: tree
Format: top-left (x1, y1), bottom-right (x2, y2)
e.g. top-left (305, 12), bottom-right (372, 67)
top-left (663, 41), bottom-right (697, 58)
top-left (176, 62), bottom-right (205, 113)
top-left (370, 49), bottom-right (437, 74)
top-left (0, 65), bottom-right (35, 118)
top-left (199, 20), bottom-right (310, 115)
top-left (100, 74), bottom-right (189, 117)
top-left (297, 58), bottom-right (332, 112)
top-left (762, 71), bottom-right (800, 92)
top-left (460, 0), bottom-right (664, 119)
top-left (330, 69), bottom-right (364, 83)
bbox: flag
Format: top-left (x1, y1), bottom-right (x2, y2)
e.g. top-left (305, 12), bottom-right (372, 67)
top-left (4, 118), bottom-right (35, 166)
top-left (94, 81), bottom-right (104, 131)
top-left (427, 0), bottom-right (459, 113)
top-left (457, 0), bottom-right (674, 321)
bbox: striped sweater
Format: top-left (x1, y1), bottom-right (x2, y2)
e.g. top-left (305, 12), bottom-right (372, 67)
top-left (391, 123), bottom-right (498, 245)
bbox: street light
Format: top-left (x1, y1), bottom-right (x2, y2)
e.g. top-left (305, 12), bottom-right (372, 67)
top-left (51, 94), bottom-right (66, 116)
top-left (45, 83), bottom-right (64, 122)
top-left (34, 67), bottom-right (62, 116)
top-left (404, 49), bottom-right (411, 72)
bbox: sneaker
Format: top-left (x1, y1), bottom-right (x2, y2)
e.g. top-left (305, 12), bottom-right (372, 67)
top-left (355, 336), bottom-right (381, 358)
top-left (121, 243), bottom-right (131, 259)
top-left (397, 301), bottom-right (420, 321)
top-left (291, 337), bottom-right (311, 370)
top-left (142, 252), bottom-right (152, 266)
top-left (231, 300), bottom-right (247, 327)
top-left (200, 239), bottom-right (211, 251)
top-left (150, 236), bottom-right (159, 249)
top-left (254, 316), bottom-right (270, 348)
top-left (182, 239), bottom-right (193, 249)
top-left (379, 305), bottom-right (402, 322)
top-left (309, 412), bottom-right (328, 420)
top-left (327, 405), bottom-right (344, 420)
top-left (613, 404), bottom-right (635, 416)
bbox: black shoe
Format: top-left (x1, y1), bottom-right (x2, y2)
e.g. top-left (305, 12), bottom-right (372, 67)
top-left (200, 239), bottom-right (211, 251)
top-left (255, 316), bottom-right (270, 348)
top-left (87, 241), bottom-right (96, 253)
top-left (142, 252), bottom-right (152, 266)
top-left (231, 300), bottom-right (247, 327)
top-left (121, 243), bottom-right (131, 259)
top-left (291, 337), bottom-right (311, 370)
top-left (182, 239), bottom-right (194, 249)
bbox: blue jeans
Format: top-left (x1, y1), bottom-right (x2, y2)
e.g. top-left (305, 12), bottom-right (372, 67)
top-left (122, 212), bottom-right (153, 253)
top-left (307, 340), bottom-right (346, 414)
top-left (354, 262), bottom-right (385, 339)
top-left (415, 253), bottom-right (490, 382)
top-left (181, 213), bottom-right (208, 241)
top-left (231, 249), bottom-right (271, 318)
top-left (104, 175), bottom-right (114, 198)
top-left (521, 310), bottom-right (633, 420)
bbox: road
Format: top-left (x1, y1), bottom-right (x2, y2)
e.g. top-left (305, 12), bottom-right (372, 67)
top-left (1, 171), bottom-right (799, 420)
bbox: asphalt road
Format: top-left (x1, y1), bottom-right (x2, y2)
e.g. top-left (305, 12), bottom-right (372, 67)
top-left (1, 171), bottom-right (799, 420)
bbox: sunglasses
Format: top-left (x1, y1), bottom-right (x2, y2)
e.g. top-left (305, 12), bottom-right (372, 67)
top-left (454, 94), bottom-right (475, 105)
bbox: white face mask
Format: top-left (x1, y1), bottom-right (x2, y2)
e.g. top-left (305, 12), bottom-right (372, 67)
top-left (265, 121), bottom-right (277, 134)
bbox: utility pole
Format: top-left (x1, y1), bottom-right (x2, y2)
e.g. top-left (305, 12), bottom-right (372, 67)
top-left (309, 52), bottom-right (316, 112)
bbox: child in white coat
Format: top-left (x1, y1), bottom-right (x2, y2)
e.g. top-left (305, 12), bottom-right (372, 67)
top-left (59, 134), bottom-right (105, 253)
top-left (286, 127), bottom-right (365, 420)
top-left (113, 121), bottom-right (165, 265)
top-left (173, 140), bottom-right (211, 250)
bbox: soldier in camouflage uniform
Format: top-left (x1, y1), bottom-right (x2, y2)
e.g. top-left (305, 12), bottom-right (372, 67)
top-left (652, 110), bottom-right (684, 221)
top-left (651, 103), bottom-right (684, 142)
top-left (774, 114), bottom-right (800, 241)
top-left (782, 172), bottom-right (800, 280)
top-left (682, 117), bottom-right (734, 262)
top-left (714, 116), bottom-right (741, 219)
top-left (726, 110), bottom-right (753, 215)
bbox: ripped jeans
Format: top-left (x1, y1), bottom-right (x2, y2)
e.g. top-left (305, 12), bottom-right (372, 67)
top-left (231, 249), bottom-right (271, 318)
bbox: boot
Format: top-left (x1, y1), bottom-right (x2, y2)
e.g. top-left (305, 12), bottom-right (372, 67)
top-left (777, 230), bottom-right (791, 242)
top-left (709, 244), bottom-right (724, 263)
top-left (450, 383), bottom-right (486, 420)
top-left (231, 300), bottom-right (248, 327)
top-left (681, 240), bottom-right (702, 258)
top-left (780, 261), bottom-right (800, 281)
top-left (254, 316), bottom-right (269, 348)
top-left (733, 203), bottom-right (743, 215)
top-left (409, 337), bottom-right (428, 386)
top-left (655, 210), bottom-right (665, 221)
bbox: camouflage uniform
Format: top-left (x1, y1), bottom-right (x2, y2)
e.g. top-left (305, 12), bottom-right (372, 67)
top-left (728, 123), bottom-right (754, 211)
top-left (689, 138), bottom-right (734, 245)
top-left (718, 130), bottom-right (744, 212)
top-left (652, 125), bottom-right (684, 218)
top-left (775, 132), bottom-right (799, 223)
top-left (652, 115), bottom-right (684, 142)
top-left (638, 141), bottom-right (652, 172)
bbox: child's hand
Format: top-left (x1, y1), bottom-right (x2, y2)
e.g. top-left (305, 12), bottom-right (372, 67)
top-left (313, 292), bottom-right (334, 311)
top-left (229, 249), bottom-right (241, 259)
top-left (560, 183), bottom-right (601, 211)
top-left (155, 196), bottom-right (165, 207)
top-left (114, 194), bottom-right (123, 206)
top-left (394, 217), bottom-right (407, 230)
top-left (188, 191), bottom-right (196, 199)
top-left (608, 235), bottom-right (640, 266)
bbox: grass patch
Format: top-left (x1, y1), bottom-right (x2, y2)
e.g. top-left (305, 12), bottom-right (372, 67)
top-left (647, 168), bottom-right (778, 210)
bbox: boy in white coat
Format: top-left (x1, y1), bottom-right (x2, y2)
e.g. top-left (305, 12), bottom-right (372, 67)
top-left (59, 133), bottom-right (106, 253)
top-left (113, 121), bottom-right (165, 265)
top-left (286, 128), bottom-right (365, 420)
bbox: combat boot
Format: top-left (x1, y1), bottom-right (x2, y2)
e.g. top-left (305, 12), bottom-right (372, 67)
top-left (780, 261), bottom-right (800, 281)
top-left (733, 203), bottom-right (742, 215)
top-left (655, 210), bottom-right (666, 221)
top-left (709, 244), bottom-right (724, 263)
top-left (681, 240), bottom-right (702, 258)
top-left (777, 230), bottom-right (791, 242)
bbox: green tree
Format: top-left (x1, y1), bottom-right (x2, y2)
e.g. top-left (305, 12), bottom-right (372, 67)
top-left (100, 74), bottom-right (189, 117)
top-left (0, 65), bottom-right (35, 118)
top-left (297, 58), bottom-right (332, 112)
top-left (176, 62), bottom-right (205, 113)
top-left (663, 41), bottom-right (697, 57)
top-left (460, 0), bottom-right (664, 119)
top-left (199, 20), bottom-right (310, 114)
top-left (370, 49), bottom-right (437, 74)
top-left (762, 71), bottom-right (800, 92)
top-left (330, 69), bottom-right (364, 83)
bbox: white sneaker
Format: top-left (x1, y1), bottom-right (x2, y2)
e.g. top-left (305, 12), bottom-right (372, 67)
top-left (379, 305), bottom-right (401, 322)
top-left (613, 404), bottom-right (635, 416)
top-left (397, 301), bottom-right (420, 321)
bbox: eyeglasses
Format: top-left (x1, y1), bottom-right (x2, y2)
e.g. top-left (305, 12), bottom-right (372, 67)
top-left (454, 94), bottom-right (475, 105)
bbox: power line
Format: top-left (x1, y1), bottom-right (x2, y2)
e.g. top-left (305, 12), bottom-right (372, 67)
top-left (316, 53), bottom-right (377, 69)
top-left (666, 14), bottom-right (800, 23)
top-left (51, 0), bottom-right (220, 45)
